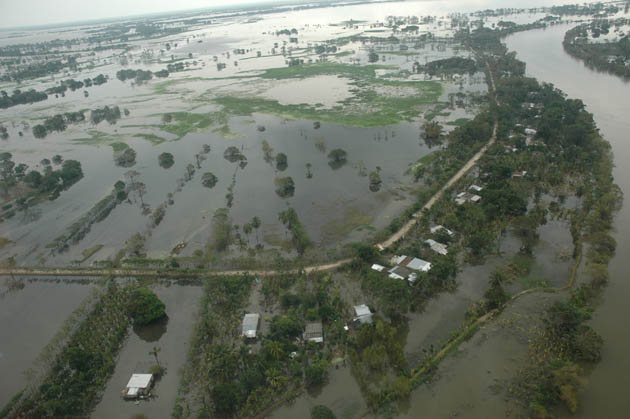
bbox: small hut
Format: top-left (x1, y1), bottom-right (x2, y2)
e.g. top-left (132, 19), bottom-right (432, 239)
top-left (122, 373), bottom-right (153, 399)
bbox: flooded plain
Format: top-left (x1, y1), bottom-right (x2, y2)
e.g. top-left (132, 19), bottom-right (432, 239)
top-left (0, 1), bottom-right (622, 418)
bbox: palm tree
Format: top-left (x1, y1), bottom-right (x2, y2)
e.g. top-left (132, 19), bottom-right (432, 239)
top-left (251, 216), bottom-right (261, 244)
top-left (243, 223), bottom-right (252, 244)
top-left (149, 346), bottom-right (161, 367)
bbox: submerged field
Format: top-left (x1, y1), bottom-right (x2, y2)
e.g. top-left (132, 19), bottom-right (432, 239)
top-left (3, 1), bottom-right (624, 419)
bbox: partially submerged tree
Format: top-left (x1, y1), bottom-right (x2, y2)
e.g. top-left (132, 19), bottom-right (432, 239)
top-left (128, 287), bottom-right (167, 326)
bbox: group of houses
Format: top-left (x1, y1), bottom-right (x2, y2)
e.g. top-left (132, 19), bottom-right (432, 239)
top-left (455, 184), bottom-right (483, 205)
top-left (240, 312), bottom-right (325, 344)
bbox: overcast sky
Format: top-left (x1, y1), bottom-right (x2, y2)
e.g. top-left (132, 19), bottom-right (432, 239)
top-left (0, 0), bottom-right (287, 29)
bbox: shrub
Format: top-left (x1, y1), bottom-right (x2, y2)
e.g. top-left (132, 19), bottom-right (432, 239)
top-left (128, 287), bottom-right (166, 326)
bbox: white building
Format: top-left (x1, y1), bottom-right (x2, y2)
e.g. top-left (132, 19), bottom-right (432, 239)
top-left (425, 239), bottom-right (448, 255)
top-left (353, 304), bottom-right (373, 325)
top-left (242, 313), bottom-right (260, 339)
top-left (455, 191), bottom-right (481, 205)
top-left (371, 264), bottom-right (385, 272)
top-left (122, 373), bottom-right (153, 399)
top-left (390, 255), bottom-right (432, 272)
top-left (430, 225), bottom-right (454, 236)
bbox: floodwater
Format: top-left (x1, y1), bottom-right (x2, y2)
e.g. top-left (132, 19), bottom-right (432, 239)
top-left (0, 279), bottom-right (95, 406)
top-left (91, 283), bottom-right (200, 419)
top-left (269, 365), bottom-right (366, 419)
top-left (0, 1), bottom-right (557, 267)
top-left (506, 22), bottom-right (630, 418)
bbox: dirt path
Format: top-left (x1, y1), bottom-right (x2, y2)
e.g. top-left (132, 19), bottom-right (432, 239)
top-left (376, 121), bottom-right (497, 250)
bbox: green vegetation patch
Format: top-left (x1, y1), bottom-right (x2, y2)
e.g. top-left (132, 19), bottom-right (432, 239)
top-left (446, 118), bottom-right (471, 127)
top-left (133, 133), bottom-right (168, 145)
top-left (258, 62), bottom-right (393, 80)
top-left (321, 207), bottom-right (373, 242)
top-left (128, 287), bottom-right (167, 326)
top-left (76, 244), bottom-right (104, 263)
top-left (109, 142), bottom-right (128, 152)
top-left (0, 236), bottom-right (13, 250)
top-left (211, 63), bottom-right (445, 126)
top-left (159, 111), bottom-right (234, 139)
top-left (72, 130), bottom-right (125, 146)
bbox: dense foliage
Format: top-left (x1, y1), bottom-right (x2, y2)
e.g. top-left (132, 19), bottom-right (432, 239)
top-left (13, 283), bottom-right (132, 417)
top-left (128, 287), bottom-right (167, 326)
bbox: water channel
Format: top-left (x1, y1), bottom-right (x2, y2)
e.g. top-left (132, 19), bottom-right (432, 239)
top-left (506, 23), bottom-right (630, 419)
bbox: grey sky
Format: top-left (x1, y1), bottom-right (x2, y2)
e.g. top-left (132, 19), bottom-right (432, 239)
top-left (0, 0), bottom-right (285, 29)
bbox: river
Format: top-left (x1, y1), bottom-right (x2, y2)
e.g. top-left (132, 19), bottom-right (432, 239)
top-left (506, 23), bottom-right (630, 418)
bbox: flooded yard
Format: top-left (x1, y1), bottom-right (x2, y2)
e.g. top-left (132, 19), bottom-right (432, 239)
top-left (91, 283), bottom-right (200, 419)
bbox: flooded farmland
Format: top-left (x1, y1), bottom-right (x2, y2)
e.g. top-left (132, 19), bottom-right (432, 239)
top-left (1, 0), bottom-right (625, 418)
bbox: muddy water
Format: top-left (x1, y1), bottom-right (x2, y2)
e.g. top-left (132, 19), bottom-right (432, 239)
top-left (506, 23), bottom-right (630, 418)
top-left (0, 280), bottom-right (94, 405)
top-left (91, 283), bottom-right (200, 419)
top-left (269, 365), bottom-right (366, 419)
top-left (399, 292), bottom-right (562, 419)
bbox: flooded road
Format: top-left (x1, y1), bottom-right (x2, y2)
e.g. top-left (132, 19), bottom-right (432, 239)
top-left (506, 23), bottom-right (630, 418)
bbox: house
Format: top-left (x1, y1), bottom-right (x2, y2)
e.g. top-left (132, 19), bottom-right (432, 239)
top-left (303, 321), bottom-right (324, 343)
top-left (353, 304), bottom-right (373, 325)
top-left (242, 313), bottom-right (260, 339)
top-left (469, 184), bottom-right (483, 193)
top-left (512, 170), bottom-right (527, 178)
top-left (388, 265), bottom-right (418, 284)
top-left (122, 373), bottom-right (153, 399)
top-left (430, 225), bottom-right (454, 236)
top-left (371, 264), bottom-right (385, 272)
top-left (524, 128), bottom-right (537, 137)
top-left (455, 191), bottom-right (481, 205)
top-left (425, 239), bottom-right (448, 255)
top-left (390, 255), bottom-right (432, 272)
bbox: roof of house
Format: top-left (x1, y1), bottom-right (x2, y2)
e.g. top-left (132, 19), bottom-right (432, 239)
top-left (303, 322), bottom-right (324, 342)
top-left (391, 255), bottom-right (432, 272)
top-left (371, 264), bottom-right (385, 272)
top-left (389, 265), bottom-right (412, 278)
top-left (242, 313), bottom-right (260, 338)
top-left (430, 225), bottom-right (454, 236)
top-left (425, 239), bottom-right (448, 255)
top-left (469, 184), bottom-right (483, 192)
top-left (354, 304), bottom-right (371, 317)
top-left (126, 374), bottom-right (153, 390)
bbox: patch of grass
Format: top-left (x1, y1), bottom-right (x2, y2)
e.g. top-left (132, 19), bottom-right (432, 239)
top-left (321, 207), bottom-right (373, 242)
top-left (382, 50), bottom-right (421, 56)
top-left (424, 102), bottom-right (450, 120)
top-left (333, 50), bottom-right (354, 57)
top-left (259, 62), bottom-right (394, 80)
top-left (133, 133), bottom-right (168, 145)
top-left (263, 232), bottom-right (292, 249)
top-left (72, 130), bottom-right (124, 146)
top-left (214, 76), bottom-right (443, 127)
top-left (0, 236), bottom-right (12, 250)
top-left (152, 77), bottom-right (207, 94)
top-left (109, 142), bottom-right (128, 152)
top-left (78, 244), bottom-right (104, 263)
top-left (0, 389), bottom-right (24, 419)
top-left (446, 118), bottom-right (471, 127)
top-left (160, 112), bottom-right (216, 139)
